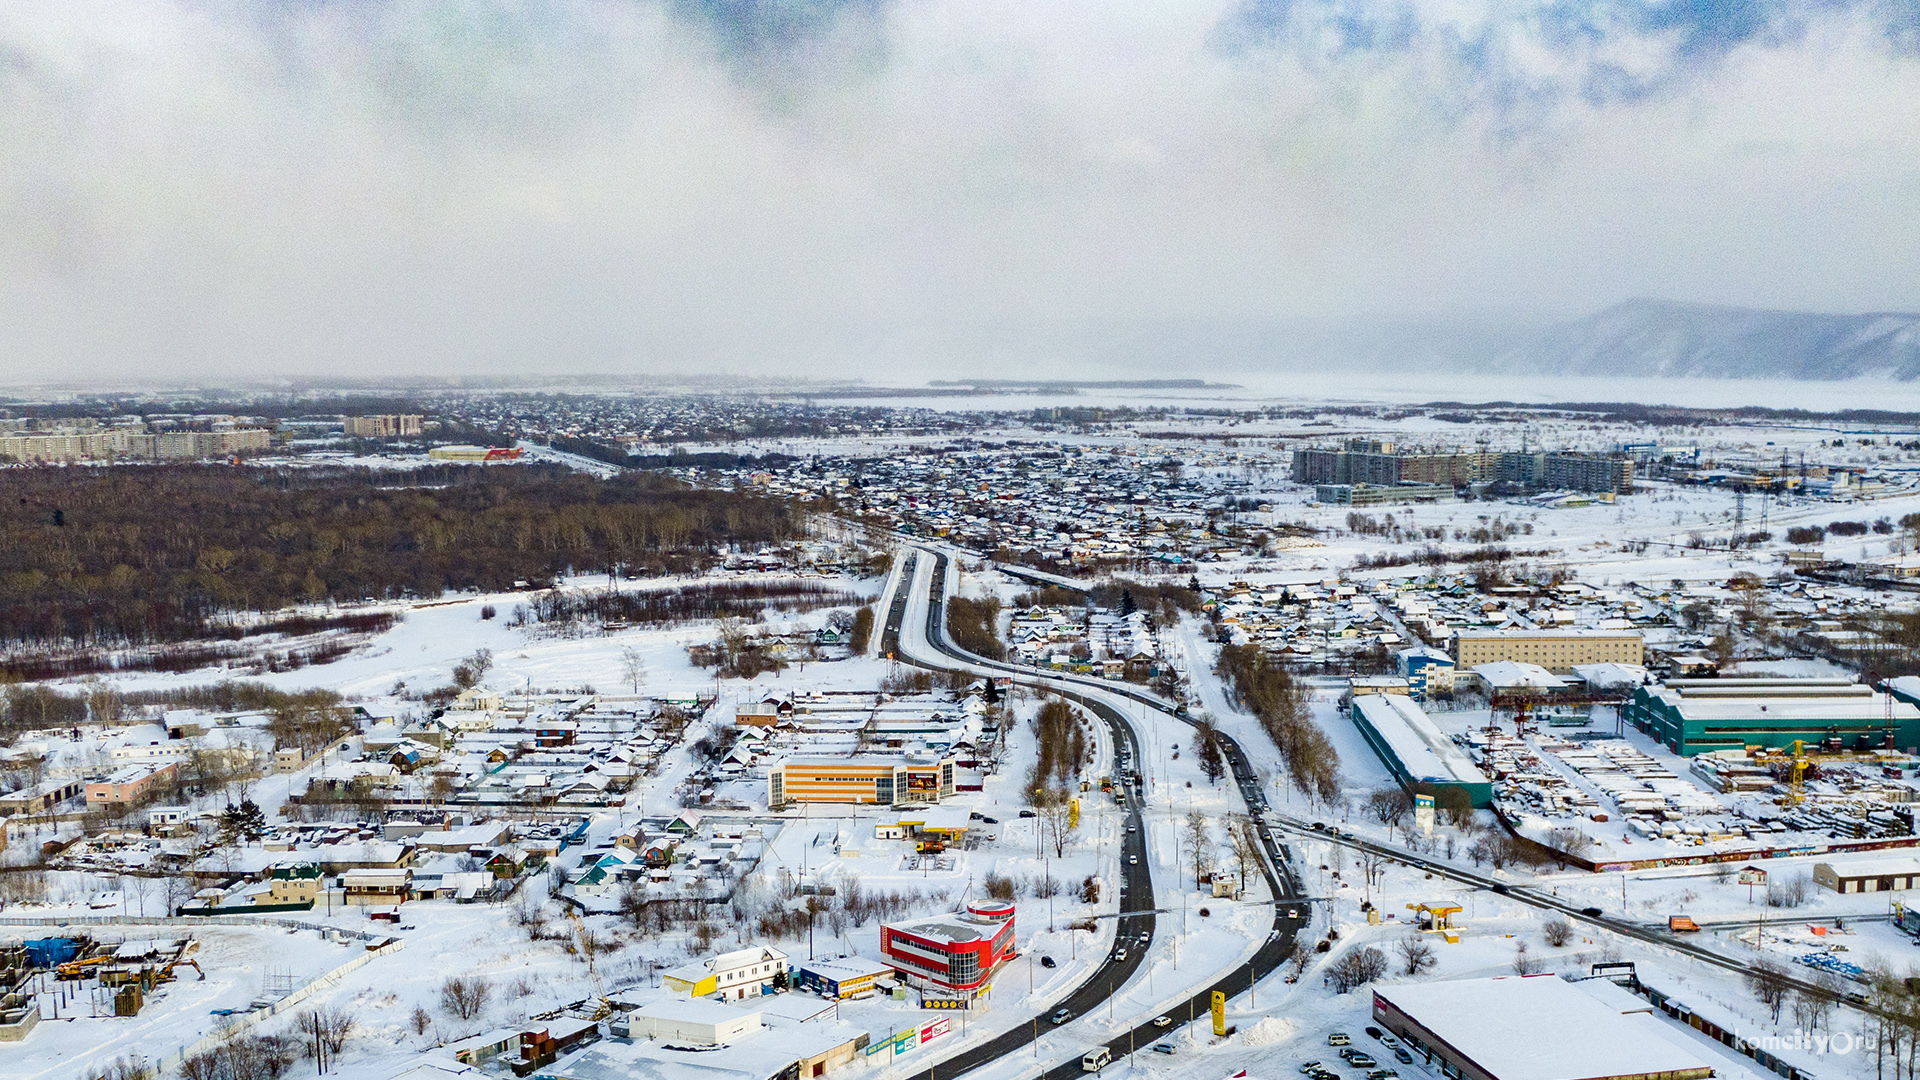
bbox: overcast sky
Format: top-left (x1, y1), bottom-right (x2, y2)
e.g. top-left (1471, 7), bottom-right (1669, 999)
top-left (2, 1), bottom-right (1917, 384)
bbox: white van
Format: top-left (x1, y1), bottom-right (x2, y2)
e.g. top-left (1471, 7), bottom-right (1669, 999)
top-left (1082, 1048), bottom-right (1112, 1072)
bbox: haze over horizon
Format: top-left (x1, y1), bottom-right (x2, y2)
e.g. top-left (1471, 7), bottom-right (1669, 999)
top-left (3, 2), bottom-right (1918, 386)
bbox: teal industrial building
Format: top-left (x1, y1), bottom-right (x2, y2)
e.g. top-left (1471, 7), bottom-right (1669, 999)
top-left (1350, 694), bottom-right (1493, 808)
top-left (1626, 679), bottom-right (1920, 756)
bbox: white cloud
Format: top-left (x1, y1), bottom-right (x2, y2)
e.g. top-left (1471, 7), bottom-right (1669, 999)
top-left (0, 0), bottom-right (1915, 383)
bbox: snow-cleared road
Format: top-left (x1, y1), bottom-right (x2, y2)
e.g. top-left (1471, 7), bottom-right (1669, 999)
top-left (885, 546), bottom-right (1311, 1080)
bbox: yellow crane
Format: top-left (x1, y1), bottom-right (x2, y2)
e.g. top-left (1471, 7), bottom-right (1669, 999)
top-left (1787, 740), bottom-right (1810, 805)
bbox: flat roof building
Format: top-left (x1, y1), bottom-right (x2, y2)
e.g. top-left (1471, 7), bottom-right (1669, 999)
top-left (1627, 678), bottom-right (1920, 756)
top-left (1373, 974), bottom-right (1713, 1080)
top-left (1814, 856), bottom-right (1920, 894)
top-left (768, 755), bottom-right (956, 808)
top-left (795, 957), bottom-right (893, 1000)
top-left (880, 900), bottom-right (1015, 997)
top-left (1453, 629), bottom-right (1643, 669)
top-left (1351, 695), bottom-right (1492, 808)
top-left (619, 999), bottom-right (762, 1045)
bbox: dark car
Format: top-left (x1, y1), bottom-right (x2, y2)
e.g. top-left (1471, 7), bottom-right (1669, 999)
top-left (1491, 884), bottom-right (1509, 894)
top-left (1019, 809), bottom-right (1038, 818)
top-left (981, 816), bottom-right (999, 824)
top-left (1581, 906), bottom-right (1604, 917)
top-left (1365, 1027), bottom-right (1382, 1039)
top-left (1040, 956), bottom-right (1056, 968)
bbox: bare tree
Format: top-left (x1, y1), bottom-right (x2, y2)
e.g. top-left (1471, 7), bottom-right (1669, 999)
top-left (1747, 959), bottom-right (1791, 1022)
top-left (1437, 787), bottom-right (1475, 828)
top-left (1184, 811), bottom-right (1214, 887)
top-left (1542, 918), bottom-right (1574, 947)
top-left (1367, 788), bottom-right (1413, 835)
top-left (1397, 935), bottom-right (1436, 975)
top-left (619, 647), bottom-right (648, 696)
top-left (1328, 946), bottom-right (1389, 992)
top-left (1544, 827), bottom-right (1594, 869)
top-left (1511, 941), bottom-right (1536, 974)
top-left (440, 975), bottom-right (492, 1021)
top-left (1033, 787), bottom-right (1078, 858)
top-left (296, 1007), bottom-right (354, 1074)
top-left (1356, 848), bottom-right (1387, 905)
top-left (1193, 719), bottom-right (1226, 784)
top-left (1228, 815), bottom-right (1262, 893)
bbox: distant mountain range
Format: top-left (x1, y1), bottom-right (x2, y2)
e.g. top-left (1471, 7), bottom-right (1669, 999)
top-left (1485, 299), bottom-right (1920, 381)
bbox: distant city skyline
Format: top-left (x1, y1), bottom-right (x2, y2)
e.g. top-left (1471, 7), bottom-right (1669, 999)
top-left (1, 2), bottom-right (1916, 384)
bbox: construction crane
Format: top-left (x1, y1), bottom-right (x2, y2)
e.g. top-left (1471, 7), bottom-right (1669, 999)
top-left (1787, 740), bottom-right (1810, 806)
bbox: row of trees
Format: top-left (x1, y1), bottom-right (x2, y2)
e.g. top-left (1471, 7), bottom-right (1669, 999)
top-left (945, 596), bottom-right (1005, 660)
top-left (512, 580), bottom-right (857, 632)
top-left (1213, 643), bottom-right (1340, 806)
top-left (1029, 699), bottom-right (1088, 792)
top-left (0, 463), bottom-right (804, 646)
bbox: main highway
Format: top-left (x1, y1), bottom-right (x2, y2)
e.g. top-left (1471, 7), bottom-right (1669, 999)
top-left (880, 547), bottom-right (1312, 1079)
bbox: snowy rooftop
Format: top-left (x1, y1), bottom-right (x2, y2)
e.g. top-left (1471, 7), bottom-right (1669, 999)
top-left (1570, 662), bottom-right (1648, 690)
top-left (1471, 661), bottom-right (1568, 689)
top-left (550, 1020), bottom-right (865, 1080)
top-left (1352, 694), bottom-right (1489, 786)
top-left (1645, 685), bottom-right (1920, 722)
top-left (1815, 854), bottom-right (1920, 878)
top-left (1374, 974), bottom-right (1715, 1080)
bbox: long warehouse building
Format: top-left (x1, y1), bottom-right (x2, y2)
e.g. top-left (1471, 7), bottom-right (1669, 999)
top-left (1626, 678), bottom-right (1920, 756)
top-left (1351, 694), bottom-right (1493, 808)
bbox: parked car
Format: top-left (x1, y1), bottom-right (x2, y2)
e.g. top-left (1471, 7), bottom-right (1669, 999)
top-left (1379, 1035), bottom-right (1400, 1050)
top-left (1151, 1042), bottom-right (1176, 1055)
top-left (981, 816), bottom-right (999, 825)
top-left (1040, 956), bottom-right (1056, 968)
top-left (1019, 809), bottom-right (1038, 818)
top-left (1364, 1027), bottom-right (1382, 1039)
top-left (1328, 1033), bottom-right (1351, 1046)
top-left (1348, 1054), bottom-right (1378, 1068)
top-left (1298, 1063), bottom-right (1322, 1074)
top-left (1393, 1049), bottom-right (1413, 1064)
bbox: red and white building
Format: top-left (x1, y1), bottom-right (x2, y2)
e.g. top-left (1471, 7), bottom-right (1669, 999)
top-left (880, 900), bottom-right (1016, 996)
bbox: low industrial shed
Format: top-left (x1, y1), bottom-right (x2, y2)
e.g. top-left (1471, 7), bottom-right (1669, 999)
top-left (1373, 974), bottom-right (1713, 1080)
top-left (1814, 856), bottom-right (1920, 894)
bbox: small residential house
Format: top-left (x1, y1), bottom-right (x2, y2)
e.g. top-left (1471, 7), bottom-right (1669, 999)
top-left (661, 946), bottom-right (789, 1001)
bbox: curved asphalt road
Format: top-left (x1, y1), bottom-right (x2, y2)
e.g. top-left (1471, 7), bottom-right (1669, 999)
top-left (883, 549), bottom-right (1312, 1079)
top-left (894, 546), bottom-right (1891, 1034)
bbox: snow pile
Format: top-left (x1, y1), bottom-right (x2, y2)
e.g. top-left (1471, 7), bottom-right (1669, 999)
top-left (1240, 1016), bottom-right (1297, 1045)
